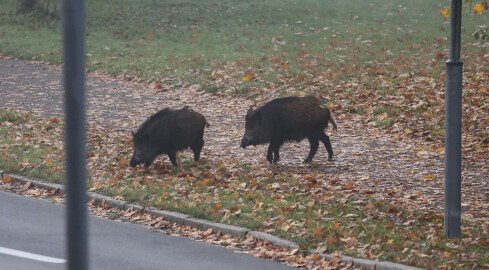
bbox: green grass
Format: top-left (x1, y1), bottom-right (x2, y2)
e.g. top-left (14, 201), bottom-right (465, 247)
top-left (0, 109), bottom-right (24, 123)
top-left (0, 110), bottom-right (64, 183)
top-left (1, 0), bottom-right (487, 86)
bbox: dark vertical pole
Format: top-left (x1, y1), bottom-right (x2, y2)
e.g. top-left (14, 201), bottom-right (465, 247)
top-left (445, 0), bottom-right (463, 239)
top-left (62, 0), bottom-right (88, 269)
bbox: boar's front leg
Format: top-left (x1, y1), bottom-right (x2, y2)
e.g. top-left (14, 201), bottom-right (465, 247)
top-left (144, 156), bottom-right (156, 168)
top-left (267, 139), bottom-right (282, 164)
top-left (168, 151), bottom-right (178, 166)
top-left (304, 137), bottom-right (319, 164)
top-left (266, 144), bottom-right (274, 163)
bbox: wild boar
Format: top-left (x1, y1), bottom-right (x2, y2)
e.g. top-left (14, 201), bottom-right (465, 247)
top-left (130, 106), bottom-right (208, 167)
top-left (240, 96), bottom-right (337, 163)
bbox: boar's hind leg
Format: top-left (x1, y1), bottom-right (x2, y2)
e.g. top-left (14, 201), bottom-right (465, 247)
top-left (168, 151), bottom-right (178, 166)
top-left (191, 139), bottom-right (204, 161)
top-left (319, 132), bottom-right (334, 161)
top-left (304, 137), bottom-right (319, 163)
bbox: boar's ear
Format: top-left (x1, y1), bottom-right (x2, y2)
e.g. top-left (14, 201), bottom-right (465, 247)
top-left (246, 107), bottom-right (256, 118)
top-left (131, 131), bottom-right (135, 136)
top-left (246, 108), bottom-right (254, 118)
top-left (246, 108), bottom-right (261, 121)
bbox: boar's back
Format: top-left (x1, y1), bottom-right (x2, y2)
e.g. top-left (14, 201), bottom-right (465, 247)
top-left (257, 96), bottom-right (330, 140)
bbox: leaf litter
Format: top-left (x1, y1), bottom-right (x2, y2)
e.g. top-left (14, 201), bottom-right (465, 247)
top-left (1, 55), bottom-right (488, 268)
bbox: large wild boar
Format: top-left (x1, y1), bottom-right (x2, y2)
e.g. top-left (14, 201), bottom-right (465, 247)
top-left (130, 106), bottom-right (208, 167)
top-left (240, 96), bottom-right (337, 164)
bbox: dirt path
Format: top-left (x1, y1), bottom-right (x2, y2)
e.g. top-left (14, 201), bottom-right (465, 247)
top-left (1, 56), bottom-right (487, 222)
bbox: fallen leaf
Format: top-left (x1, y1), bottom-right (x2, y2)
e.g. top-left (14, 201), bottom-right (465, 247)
top-left (473, 3), bottom-right (485, 15)
top-left (2, 175), bottom-right (12, 183)
top-left (440, 9), bottom-right (450, 19)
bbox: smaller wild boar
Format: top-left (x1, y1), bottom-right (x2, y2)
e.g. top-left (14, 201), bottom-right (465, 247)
top-left (240, 96), bottom-right (337, 164)
top-left (130, 106), bottom-right (208, 167)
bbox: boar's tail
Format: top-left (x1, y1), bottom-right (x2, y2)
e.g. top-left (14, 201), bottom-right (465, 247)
top-left (329, 115), bottom-right (337, 131)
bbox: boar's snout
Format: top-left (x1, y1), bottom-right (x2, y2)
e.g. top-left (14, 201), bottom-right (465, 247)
top-left (129, 157), bottom-right (138, 167)
top-left (240, 138), bottom-right (249, 148)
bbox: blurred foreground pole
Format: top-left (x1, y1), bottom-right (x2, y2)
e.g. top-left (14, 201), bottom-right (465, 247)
top-left (62, 0), bottom-right (88, 269)
top-left (445, 0), bottom-right (463, 239)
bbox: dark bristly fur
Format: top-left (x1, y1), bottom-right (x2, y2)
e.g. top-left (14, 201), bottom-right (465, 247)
top-left (130, 106), bottom-right (208, 167)
top-left (240, 96), bottom-right (337, 164)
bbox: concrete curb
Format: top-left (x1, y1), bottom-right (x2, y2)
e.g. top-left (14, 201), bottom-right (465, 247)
top-left (145, 209), bottom-right (189, 225)
top-left (249, 231), bottom-right (299, 250)
top-left (5, 173), bottom-right (65, 191)
top-left (375, 262), bottom-right (423, 270)
top-left (1, 172), bottom-right (423, 270)
top-left (184, 218), bottom-right (248, 238)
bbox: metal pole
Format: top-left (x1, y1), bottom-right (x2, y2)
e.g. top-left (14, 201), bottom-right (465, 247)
top-left (445, 0), bottom-right (463, 239)
top-left (62, 0), bottom-right (88, 268)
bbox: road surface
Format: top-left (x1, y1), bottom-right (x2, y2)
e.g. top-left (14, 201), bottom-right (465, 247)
top-left (0, 190), bottom-right (294, 270)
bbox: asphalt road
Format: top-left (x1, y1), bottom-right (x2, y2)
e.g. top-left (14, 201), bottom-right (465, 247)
top-left (0, 191), bottom-right (294, 270)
